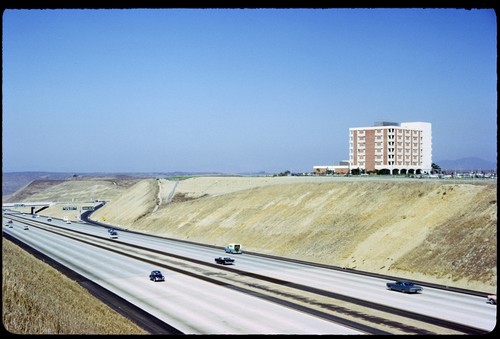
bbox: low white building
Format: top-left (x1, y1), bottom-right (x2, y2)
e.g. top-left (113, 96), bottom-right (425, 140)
top-left (313, 160), bottom-right (350, 175)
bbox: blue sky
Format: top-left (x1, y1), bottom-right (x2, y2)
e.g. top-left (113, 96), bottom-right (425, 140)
top-left (2, 8), bottom-right (497, 173)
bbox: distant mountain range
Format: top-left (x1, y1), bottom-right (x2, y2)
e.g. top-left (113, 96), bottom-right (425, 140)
top-left (435, 157), bottom-right (497, 172)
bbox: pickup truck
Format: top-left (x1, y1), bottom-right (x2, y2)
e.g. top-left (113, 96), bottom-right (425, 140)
top-left (214, 257), bottom-right (235, 265)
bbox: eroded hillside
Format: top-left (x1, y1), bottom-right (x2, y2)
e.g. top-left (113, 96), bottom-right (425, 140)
top-left (6, 176), bottom-right (497, 292)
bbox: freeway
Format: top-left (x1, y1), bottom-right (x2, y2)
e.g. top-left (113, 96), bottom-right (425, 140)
top-left (3, 213), bottom-right (362, 334)
top-left (2, 212), bottom-right (496, 334)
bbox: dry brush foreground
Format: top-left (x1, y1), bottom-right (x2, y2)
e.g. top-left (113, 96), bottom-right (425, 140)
top-left (2, 238), bottom-right (148, 334)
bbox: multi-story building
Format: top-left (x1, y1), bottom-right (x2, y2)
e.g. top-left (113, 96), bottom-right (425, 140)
top-left (349, 121), bottom-right (432, 175)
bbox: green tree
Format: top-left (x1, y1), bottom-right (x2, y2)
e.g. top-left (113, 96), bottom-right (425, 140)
top-left (274, 170), bottom-right (291, 177)
top-left (431, 163), bottom-right (441, 174)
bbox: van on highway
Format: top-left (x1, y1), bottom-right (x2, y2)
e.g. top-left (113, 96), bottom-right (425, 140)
top-left (225, 243), bottom-right (242, 254)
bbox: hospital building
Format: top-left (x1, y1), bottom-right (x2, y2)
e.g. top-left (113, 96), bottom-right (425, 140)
top-left (349, 121), bottom-right (432, 175)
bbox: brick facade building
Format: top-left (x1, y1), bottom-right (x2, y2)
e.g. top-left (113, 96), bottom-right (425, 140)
top-left (349, 121), bottom-right (432, 175)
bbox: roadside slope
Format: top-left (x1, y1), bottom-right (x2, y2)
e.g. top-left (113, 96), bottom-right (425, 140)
top-left (93, 178), bottom-right (497, 292)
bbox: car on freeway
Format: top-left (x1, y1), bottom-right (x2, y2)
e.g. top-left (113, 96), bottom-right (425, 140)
top-left (149, 270), bottom-right (165, 282)
top-left (66, 220), bottom-right (71, 224)
top-left (214, 257), bottom-right (235, 265)
top-left (487, 295), bottom-right (496, 305)
top-left (24, 224), bottom-right (29, 230)
top-left (224, 243), bottom-right (242, 254)
top-left (109, 230), bottom-right (118, 239)
top-left (5, 220), bottom-right (13, 228)
top-left (386, 280), bottom-right (423, 293)
top-left (47, 217), bottom-right (52, 222)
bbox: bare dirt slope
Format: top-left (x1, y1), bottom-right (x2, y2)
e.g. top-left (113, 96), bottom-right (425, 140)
top-left (4, 177), bottom-right (143, 221)
top-left (7, 176), bottom-right (497, 293)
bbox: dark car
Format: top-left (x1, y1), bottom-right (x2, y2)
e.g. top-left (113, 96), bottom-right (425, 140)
top-left (149, 270), bottom-right (165, 282)
top-left (214, 257), bottom-right (235, 265)
top-left (386, 280), bottom-right (423, 293)
top-left (109, 230), bottom-right (118, 239)
top-left (487, 295), bottom-right (496, 305)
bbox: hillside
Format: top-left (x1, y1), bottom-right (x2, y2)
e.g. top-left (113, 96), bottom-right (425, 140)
top-left (5, 176), bottom-right (497, 293)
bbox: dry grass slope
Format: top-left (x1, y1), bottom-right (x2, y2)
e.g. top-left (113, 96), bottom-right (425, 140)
top-left (2, 239), bottom-right (147, 334)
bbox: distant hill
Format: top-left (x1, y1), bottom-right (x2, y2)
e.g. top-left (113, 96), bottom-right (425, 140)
top-left (2, 172), bottom-right (126, 197)
top-left (2, 172), bottom-right (72, 197)
top-left (436, 157), bottom-right (497, 172)
top-left (2, 161), bottom-right (496, 197)
top-left (2, 171), bottom-right (239, 198)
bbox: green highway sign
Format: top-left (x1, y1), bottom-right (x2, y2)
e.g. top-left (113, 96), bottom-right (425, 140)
top-left (62, 206), bottom-right (77, 211)
top-left (82, 206), bottom-right (95, 211)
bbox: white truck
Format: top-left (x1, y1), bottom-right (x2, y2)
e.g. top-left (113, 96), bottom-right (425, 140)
top-left (224, 243), bottom-right (242, 254)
